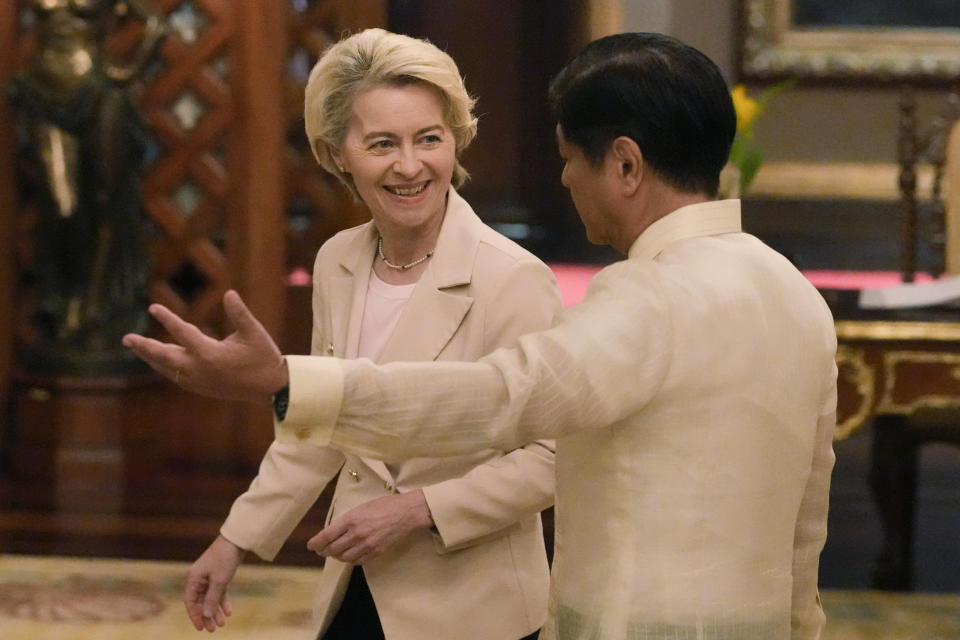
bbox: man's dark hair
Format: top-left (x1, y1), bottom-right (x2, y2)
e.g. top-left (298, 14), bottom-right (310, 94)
top-left (549, 32), bottom-right (736, 197)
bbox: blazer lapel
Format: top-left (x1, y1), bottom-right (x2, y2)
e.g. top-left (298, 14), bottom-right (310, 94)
top-left (325, 275), bottom-right (354, 358)
top-left (326, 225), bottom-right (377, 360)
top-left (377, 285), bottom-right (473, 363)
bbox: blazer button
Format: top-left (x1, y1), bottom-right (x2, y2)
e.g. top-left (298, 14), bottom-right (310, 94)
top-left (346, 469), bottom-right (360, 482)
top-left (295, 427), bottom-right (310, 441)
top-left (384, 481), bottom-right (393, 492)
top-left (327, 343), bottom-right (334, 354)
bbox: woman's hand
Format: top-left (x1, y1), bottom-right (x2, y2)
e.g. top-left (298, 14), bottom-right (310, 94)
top-left (122, 290), bottom-right (288, 403)
top-left (307, 490), bottom-right (435, 565)
top-left (184, 535), bottom-right (247, 632)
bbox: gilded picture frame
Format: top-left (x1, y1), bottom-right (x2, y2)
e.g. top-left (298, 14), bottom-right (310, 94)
top-left (740, 0), bottom-right (960, 83)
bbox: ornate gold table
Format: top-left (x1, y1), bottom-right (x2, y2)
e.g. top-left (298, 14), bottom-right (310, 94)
top-left (826, 289), bottom-right (960, 590)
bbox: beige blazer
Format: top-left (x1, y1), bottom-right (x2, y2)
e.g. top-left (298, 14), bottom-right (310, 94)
top-left (221, 188), bottom-right (561, 640)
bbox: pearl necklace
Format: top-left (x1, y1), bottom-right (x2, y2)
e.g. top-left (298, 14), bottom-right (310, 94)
top-left (377, 236), bottom-right (435, 271)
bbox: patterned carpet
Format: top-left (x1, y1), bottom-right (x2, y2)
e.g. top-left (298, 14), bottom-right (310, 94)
top-left (0, 554), bottom-right (957, 639)
top-left (0, 554), bottom-right (317, 639)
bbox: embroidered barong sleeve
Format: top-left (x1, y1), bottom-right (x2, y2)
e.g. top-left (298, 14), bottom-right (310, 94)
top-left (277, 261), bottom-right (673, 458)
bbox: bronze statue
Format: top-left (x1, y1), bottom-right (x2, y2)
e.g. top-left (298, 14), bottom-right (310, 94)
top-left (6, 0), bottom-right (167, 374)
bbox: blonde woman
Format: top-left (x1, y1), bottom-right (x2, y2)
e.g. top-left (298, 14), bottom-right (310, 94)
top-left (183, 29), bottom-right (560, 640)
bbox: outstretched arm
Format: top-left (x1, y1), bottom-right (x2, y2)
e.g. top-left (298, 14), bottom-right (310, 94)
top-left (122, 290), bottom-right (288, 403)
top-left (280, 266), bottom-right (673, 458)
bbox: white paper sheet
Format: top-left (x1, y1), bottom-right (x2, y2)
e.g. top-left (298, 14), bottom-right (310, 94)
top-left (858, 274), bottom-right (960, 309)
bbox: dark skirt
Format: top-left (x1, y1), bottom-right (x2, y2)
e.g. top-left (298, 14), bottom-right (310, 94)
top-left (320, 565), bottom-right (540, 640)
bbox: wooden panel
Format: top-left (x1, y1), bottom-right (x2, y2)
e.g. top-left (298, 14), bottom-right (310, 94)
top-left (231, 0), bottom-right (287, 334)
top-left (879, 350), bottom-right (960, 414)
top-left (7, 373), bottom-right (165, 512)
top-left (0, 2), bottom-right (18, 449)
top-left (228, 0), bottom-right (289, 463)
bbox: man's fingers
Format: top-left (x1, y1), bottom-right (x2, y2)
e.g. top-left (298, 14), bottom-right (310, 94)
top-left (122, 334), bottom-right (186, 379)
top-left (149, 303), bottom-right (208, 348)
top-left (222, 290), bottom-right (260, 335)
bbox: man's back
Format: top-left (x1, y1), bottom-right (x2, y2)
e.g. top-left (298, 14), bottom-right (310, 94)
top-left (549, 200), bottom-right (837, 639)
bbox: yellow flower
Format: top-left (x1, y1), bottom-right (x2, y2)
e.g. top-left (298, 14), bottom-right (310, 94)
top-left (722, 80), bottom-right (794, 199)
top-left (730, 85), bottom-right (759, 133)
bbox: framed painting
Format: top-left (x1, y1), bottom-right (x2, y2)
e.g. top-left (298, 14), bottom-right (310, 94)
top-left (740, 0), bottom-right (960, 83)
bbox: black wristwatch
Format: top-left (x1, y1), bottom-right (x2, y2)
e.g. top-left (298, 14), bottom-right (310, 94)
top-left (272, 384), bottom-right (290, 421)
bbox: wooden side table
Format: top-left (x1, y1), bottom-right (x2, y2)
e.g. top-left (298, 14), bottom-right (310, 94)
top-left (830, 301), bottom-right (960, 590)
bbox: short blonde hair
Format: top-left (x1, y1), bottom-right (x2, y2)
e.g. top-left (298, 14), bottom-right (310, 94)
top-left (304, 28), bottom-right (478, 199)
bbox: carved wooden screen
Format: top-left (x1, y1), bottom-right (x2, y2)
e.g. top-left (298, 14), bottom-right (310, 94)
top-left (142, 0), bottom-right (381, 331)
top-left (141, 0), bottom-right (236, 328)
top-left (0, 0), bottom-right (385, 469)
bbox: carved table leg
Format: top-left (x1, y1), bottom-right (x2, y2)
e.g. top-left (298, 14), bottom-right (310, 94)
top-left (868, 413), bottom-right (916, 590)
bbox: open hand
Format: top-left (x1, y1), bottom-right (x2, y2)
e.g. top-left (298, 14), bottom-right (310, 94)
top-left (307, 490), bottom-right (434, 564)
top-left (184, 535), bottom-right (246, 633)
top-left (122, 290), bottom-right (288, 403)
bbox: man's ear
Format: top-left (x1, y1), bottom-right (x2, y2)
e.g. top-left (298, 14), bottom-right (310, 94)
top-left (609, 136), bottom-right (643, 194)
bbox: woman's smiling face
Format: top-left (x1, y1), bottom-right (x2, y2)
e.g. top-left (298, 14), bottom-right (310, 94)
top-left (333, 82), bottom-right (456, 236)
